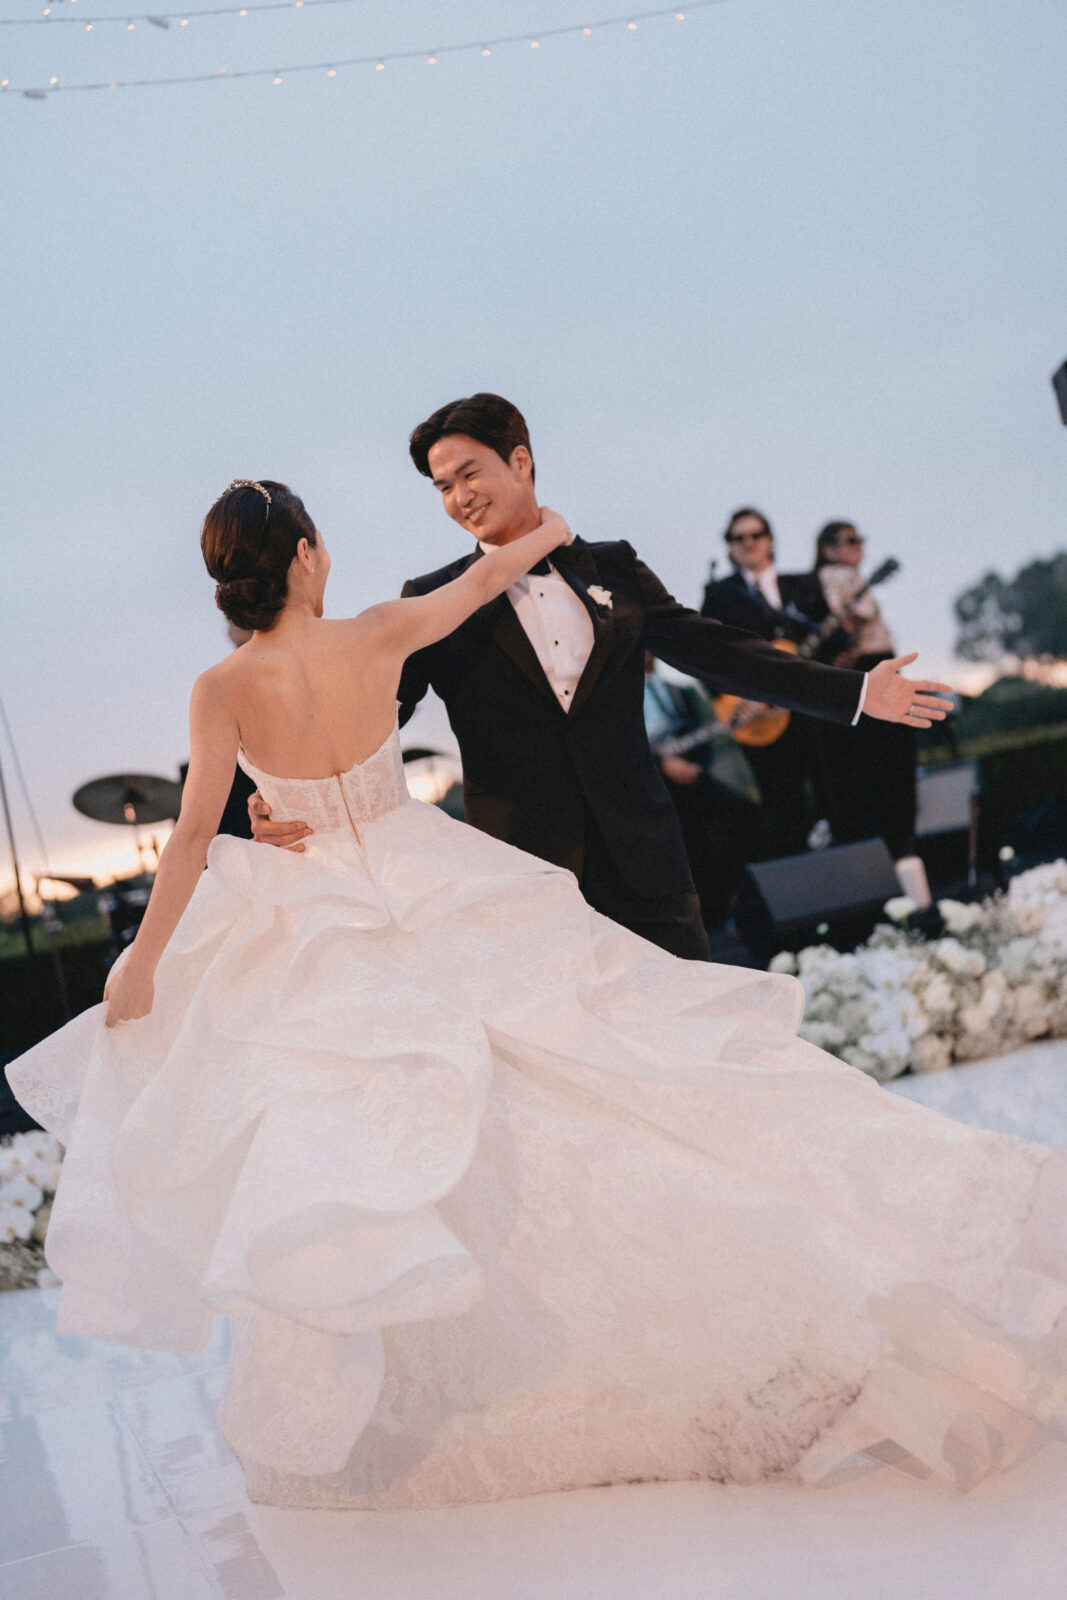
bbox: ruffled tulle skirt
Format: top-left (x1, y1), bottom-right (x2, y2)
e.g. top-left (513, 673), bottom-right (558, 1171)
top-left (10, 798), bottom-right (1067, 1507)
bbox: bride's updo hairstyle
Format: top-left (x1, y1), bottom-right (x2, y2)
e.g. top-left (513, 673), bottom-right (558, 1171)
top-left (201, 479), bottom-right (318, 633)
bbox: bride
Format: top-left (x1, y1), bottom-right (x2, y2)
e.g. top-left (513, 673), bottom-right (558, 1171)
top-left (10, 479), bottom-right (1067, 1508)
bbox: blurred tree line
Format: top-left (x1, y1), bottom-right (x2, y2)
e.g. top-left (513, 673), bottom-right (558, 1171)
top-left (955, 552), bottom-right (1067, 662)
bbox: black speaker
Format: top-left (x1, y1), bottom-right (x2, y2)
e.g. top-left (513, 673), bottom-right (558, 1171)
top-left (736, 837), bottom-right (900, 960)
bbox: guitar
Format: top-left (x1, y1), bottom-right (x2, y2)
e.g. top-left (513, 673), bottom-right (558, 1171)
top-left (711, 559), bottom-right (901, 749)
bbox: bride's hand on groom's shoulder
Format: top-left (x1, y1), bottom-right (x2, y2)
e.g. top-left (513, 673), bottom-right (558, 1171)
top-left (538, 506), bottom-right (574, 549)
top-left (104, 958), bottom-right (154, 1028)
top-left (247, 792), bottom-right (313, 852)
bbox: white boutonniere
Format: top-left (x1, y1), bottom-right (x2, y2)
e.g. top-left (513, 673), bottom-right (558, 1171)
top-left (587, 585), bottom-right (613, 611)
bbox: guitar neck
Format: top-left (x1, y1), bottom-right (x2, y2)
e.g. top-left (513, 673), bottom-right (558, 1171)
top-left (796, 564), bottom-right (897, 659)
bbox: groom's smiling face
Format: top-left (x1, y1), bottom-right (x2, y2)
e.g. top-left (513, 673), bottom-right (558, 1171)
top-left (427, 434), bottom-right (536, 547)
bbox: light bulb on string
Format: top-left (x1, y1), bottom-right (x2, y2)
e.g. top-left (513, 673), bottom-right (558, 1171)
top-left (127, 21), bottom-right (134, 29)
top-left (581, 26), bottom-right (591, 35)
top-left (627, 20), bottom-right (637, 29)
top-left (375, 59), bottom-right (383, 69)
top-left (427, 54), bottom-right (436, 64)
top-left (272, 71), bottom-right (281, 81)
top-left (481, 46), bottom-right (490, 56)
top-left (326, 65), bottom-right (335, 75)
top-left (530, 39), bottom-right (539, 48)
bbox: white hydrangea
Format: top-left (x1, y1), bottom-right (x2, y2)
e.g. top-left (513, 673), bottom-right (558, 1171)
top-left (788, 859), bottom-right (1067, 1084)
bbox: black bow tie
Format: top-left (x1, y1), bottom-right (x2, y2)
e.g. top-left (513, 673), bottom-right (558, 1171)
top-left (529, 558), bottom-right (553, 578)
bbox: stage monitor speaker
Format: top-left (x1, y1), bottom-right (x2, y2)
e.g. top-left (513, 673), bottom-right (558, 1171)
top-left (1053, 359), bottom-right (1067, 426)
top-left (736, 837), bottom-right (900, 960)
top-left (915, 759), bottom-right (978, 837)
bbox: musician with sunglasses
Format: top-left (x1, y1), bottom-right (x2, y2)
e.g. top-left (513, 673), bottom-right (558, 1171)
top-left (700, 508), bottom-right (834, 857)
top-left (813, 521), bottom-right (917, 858)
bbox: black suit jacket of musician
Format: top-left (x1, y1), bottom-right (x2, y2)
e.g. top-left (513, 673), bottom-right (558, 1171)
top-left (399, 537), bottom-right (863, 898)
top-left (699, 568), bottom-right (831, 642)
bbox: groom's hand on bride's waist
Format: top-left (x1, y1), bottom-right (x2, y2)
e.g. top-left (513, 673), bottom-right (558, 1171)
top-left (248, 793), bottom-right (313, 852)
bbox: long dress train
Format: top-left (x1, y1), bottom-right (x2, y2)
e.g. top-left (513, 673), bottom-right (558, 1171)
top-left (9, 723), bottom-right (1067, 1507)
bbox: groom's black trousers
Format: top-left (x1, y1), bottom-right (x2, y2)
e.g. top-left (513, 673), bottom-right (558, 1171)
top-left (578, 812), bottom-right (711, 963)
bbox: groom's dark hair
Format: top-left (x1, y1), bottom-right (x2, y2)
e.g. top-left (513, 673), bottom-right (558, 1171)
top-left (409, 394), bottom-right (535, 484)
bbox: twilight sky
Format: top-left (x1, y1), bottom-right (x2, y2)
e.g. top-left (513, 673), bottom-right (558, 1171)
top-left (2, 0), bottom-right (1066, 890)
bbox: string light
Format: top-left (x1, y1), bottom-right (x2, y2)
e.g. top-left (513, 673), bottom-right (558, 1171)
top-left (5, 0), bottom-right (441, 25)
top-left (8, 0), bottom-right (731, 99)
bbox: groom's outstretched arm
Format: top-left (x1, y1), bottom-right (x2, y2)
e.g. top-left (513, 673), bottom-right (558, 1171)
top-left (632, 548), bottom-right (864, 725)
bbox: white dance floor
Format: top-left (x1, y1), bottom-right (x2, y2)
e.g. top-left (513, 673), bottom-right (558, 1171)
top-left (3, 1039), bottom-right (1067, 1600)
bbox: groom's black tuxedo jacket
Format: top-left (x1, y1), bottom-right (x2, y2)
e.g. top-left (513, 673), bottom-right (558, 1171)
top-left (398, 537), bottom-right (863, 898)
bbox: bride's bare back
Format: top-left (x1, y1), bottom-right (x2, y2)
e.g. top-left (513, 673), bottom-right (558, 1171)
top-left (212, 615), bottom-right (405, 781)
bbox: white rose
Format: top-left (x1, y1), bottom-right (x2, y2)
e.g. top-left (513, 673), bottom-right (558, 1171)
top-left (0, 1206), bottom-right (35, 1243)
top-left (768, 951), bottom-right (798, 975)
top-left (919, 973), bottom-right (956, 1016)
top-left (884, 896), bottom-right (917, 923)
top-left (937, 899), bottom-right (987, 935)
top-left (1, 1175), bottom-right (44, 1213)
top-left (911, 1033), bottom-right (953, 1073)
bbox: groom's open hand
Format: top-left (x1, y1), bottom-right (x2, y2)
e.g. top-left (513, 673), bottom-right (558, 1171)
top-left (863, 655), bottom-right (954, 728)
top-left (248, 792), bottom-right (313, 852)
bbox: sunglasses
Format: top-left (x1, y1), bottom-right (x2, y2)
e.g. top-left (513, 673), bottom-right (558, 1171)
top-left (726, 530), bottom-right (771, 544)
top-left (828, 534), bottom-right (864, 546)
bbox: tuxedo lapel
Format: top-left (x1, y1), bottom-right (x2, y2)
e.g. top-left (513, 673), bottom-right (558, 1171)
top-left (560, 539), bottom-right (615, 717)
top-left (489, 594), bottom-right (562, 710)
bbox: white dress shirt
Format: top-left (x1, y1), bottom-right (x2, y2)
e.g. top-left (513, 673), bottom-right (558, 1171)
top-left (483, 549), bottom-right (594, 713)
top-left (744, 564), bottom-right (783, 613)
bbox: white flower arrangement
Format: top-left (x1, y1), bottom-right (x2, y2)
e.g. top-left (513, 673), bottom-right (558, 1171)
top-left (785, 859), bottom-right (1067, 1083)
top-left (0, 1130), bottom-right (63, 1290)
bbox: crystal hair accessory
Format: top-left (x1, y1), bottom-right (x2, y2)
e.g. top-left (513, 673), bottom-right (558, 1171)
top-left (214, 479), bottom-right (272, 514)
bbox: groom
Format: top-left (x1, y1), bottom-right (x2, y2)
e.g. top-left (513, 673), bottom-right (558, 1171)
top-left (252, 394), bottom-right (946, 959)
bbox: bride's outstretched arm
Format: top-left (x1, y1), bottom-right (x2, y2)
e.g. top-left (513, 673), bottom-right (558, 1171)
top-left (368, 508), bottom-right (573, 660)
top-left (104, 673), bottom-right (239, 1027)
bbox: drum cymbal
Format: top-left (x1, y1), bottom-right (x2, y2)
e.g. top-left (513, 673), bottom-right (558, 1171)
top-left (73, 773), bottom-right (183, 827)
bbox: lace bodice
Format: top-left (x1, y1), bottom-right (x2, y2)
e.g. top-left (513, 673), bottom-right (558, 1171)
top-left (237, 720), bottom-right (409, 837)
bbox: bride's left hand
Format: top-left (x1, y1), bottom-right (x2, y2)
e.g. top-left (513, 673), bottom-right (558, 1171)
top-left (863, 654), bottom-right (954, 727)
top-left (104, 959), bottom-right (155, 1028)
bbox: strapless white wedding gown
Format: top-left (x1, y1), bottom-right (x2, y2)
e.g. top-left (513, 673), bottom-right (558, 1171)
top-left (10, 722), bottom-right (1067, 1506)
